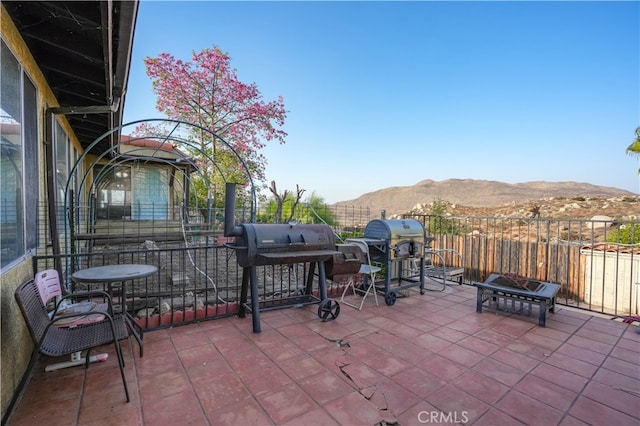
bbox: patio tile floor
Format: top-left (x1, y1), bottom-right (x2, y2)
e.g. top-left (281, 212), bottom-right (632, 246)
top-left (5, 283), bottom-right (640, 426)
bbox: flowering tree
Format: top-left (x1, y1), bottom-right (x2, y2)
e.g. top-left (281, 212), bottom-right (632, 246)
top-left (144, 46), bottom-right (287, 206)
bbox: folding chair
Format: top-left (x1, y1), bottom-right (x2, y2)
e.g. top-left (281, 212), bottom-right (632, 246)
top-left (15, 272), bottom-right (131, 402)
top-left (340, 239), bottom-right (381, 310)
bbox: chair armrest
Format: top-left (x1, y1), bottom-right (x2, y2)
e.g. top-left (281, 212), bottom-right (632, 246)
top-left (60, 289), bottom-right (112, 303)
top-left (426, 248), bottom-right (461, 256)
top-left (424, 248), bottom-right (463, 270)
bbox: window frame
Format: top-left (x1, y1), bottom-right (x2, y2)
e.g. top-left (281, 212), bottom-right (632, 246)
top-left (1, 38), bottom-right (39, 270)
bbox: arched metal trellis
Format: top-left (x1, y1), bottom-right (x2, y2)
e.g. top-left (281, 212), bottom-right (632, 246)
top-left (60, 118), bottom-right (257, 288)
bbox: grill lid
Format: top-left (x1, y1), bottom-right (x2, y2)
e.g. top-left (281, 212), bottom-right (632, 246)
top-left (364, 219), bottom-right (426, 259)
top-left (364, 219), bottom-right (425, 241)
top-left (230, 223), bottom-right (338, 267)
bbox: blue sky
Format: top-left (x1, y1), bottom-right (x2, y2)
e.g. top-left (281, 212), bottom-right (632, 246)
top-left (123, 1), bottom-right (640, 203)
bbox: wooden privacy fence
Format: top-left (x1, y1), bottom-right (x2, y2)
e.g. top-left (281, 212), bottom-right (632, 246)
top-left (408, 214), bottom-right (639, 317)
top-left (435, 234), bottom-right (585, 300)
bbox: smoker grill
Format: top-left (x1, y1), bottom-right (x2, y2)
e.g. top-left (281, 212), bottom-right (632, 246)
top-left (231, 223), bottom-right (338, 268)
top-left (224, 184), bottom-right (343, 333)
top-left (326, 244), bottom-right (365, 281)
top-left (353, 218), bottom-right (427, 305)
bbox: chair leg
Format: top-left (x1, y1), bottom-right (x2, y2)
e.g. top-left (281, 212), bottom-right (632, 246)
top-left (357, 281), bottom-right (378, 310)
top-left (342, 274), bottom-right (380, 311)
top-left (341, 277), bottom-right (364, 310)
top-left (340, 278), bottom-right (355, 303)
top-left (370, 274), bottom-right (379, 306)
top-left (357, 286), bottom-right (369, 310)
top-left (113, 339), bottom-right (130, 402)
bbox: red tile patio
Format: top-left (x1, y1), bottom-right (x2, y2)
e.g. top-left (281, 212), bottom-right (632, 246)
top-left (5, 283), bottom-right (640, 425)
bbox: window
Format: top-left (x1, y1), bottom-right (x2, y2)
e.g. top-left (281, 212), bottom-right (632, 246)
top-left (1, 39), bottom-right (39, 268)
top-left (94, 164), bottom-right (171, 220)
top-left (132, 167), bottom-right (169, 220)
top-left (95, 165), bottom-right (132, 219)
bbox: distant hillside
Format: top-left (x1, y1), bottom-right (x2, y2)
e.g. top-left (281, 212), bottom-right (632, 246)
top-left (333, 179), bottom-right (636, 216)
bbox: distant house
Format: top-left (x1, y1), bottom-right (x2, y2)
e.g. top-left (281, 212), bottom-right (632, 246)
top-left (95, 135), bottom-right (193, 221)
top-left (0, 1), bottom-right (138, 419)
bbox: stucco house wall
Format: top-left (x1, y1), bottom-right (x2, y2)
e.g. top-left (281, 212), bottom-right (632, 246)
top-left (0, 5), bottom-right (84, 417)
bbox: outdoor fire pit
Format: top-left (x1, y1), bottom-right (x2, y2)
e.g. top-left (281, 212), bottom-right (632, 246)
top-left (473, 273), bottom-right (561, 326)
top-left (487, 273), bottom-right (544, 293)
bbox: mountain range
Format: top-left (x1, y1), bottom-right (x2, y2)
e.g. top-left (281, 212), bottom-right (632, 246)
top-left (332, 179), bottom-right (636, 217)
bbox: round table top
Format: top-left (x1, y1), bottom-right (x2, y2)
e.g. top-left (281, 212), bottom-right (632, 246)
top-left (71, 264), bottom-right (158, 283)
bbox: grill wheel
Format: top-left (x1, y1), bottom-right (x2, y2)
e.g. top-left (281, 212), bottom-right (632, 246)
top-left (385, 291), bottom-right (397, 306)
top-left (318, 299), bottom-right (340, 321)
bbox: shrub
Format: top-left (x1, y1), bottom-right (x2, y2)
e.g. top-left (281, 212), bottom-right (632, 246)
top-left (430, 199), bottom-right (449, 216)
top-left (337, 230), bottom-right (363, 241)
top-left (560, 231), bottom-right (581, 241)
top-left (605, 224), bottom-right (640, 245)
top-left (427, 199), bottom-right (466, 235)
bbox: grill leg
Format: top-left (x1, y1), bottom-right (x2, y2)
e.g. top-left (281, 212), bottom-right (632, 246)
top-left (419, 258), bottom-right (425, 293)
top-left (318, 261), bottom-right (328, 300)
top-left (305, 262), bottom-right (316, 295)
top-left (238, 268), bottom-right (250, 318)
top-left (385, 260), bottom-right (392, 296)
top-left (249, 266), bottom-right (261, 333)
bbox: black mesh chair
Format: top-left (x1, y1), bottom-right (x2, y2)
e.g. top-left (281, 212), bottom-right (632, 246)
top-left (14, 278), bottom-right (131, 402)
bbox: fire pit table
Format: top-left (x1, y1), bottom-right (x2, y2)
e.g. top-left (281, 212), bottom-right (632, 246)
top-left (473, 273), bottom-right (561, 327)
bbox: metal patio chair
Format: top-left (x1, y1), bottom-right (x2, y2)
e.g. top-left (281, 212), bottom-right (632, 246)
top-left (417, 241), bottom-right (464, 291)
top-left (15, 275), bottom-right (131, 402)
top-left (340, 239), bottom-right (382, 310)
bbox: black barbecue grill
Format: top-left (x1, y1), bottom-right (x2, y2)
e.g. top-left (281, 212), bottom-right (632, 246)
top-left (351, 218), bottom-right (427, 305)
top-left (231, 223), bottom-right (338, 268)
top-left (224, 184), bottom-right (345, 333)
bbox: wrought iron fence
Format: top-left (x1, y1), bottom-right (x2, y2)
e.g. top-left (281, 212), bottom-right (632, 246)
top-left (405, 214), bottom-right (640, 318)
top-left (34, 202), bottom-right (372, 257)
top-left (30, 203), bottom-right (640, 332)
top-left (32, 244), bottom-right (354, 331)
top-left (32, 201), bottom-right (368, 331)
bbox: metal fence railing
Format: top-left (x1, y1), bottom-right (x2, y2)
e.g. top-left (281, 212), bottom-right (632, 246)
top-left (32, 245), bottom-right (352, 331)
top-left (29, 203), bottom-right (639, 332)
top-left (34, 202), bottom-right (372, 256)
top-left (405, 214), bottom-right (640, 318)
